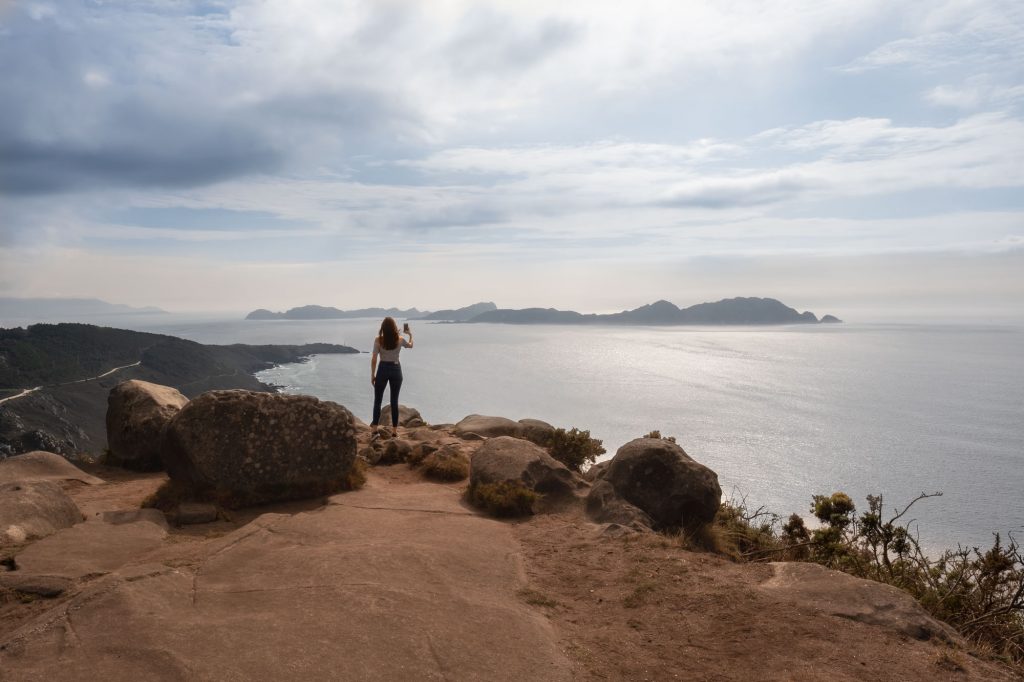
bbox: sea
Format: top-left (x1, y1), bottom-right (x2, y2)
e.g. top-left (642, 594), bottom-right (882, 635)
top-left (4, 312), bottom-right (1023, 552)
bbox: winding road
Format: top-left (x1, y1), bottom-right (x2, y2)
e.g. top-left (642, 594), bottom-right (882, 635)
top-left (0, 360), bottom-right (141, 406)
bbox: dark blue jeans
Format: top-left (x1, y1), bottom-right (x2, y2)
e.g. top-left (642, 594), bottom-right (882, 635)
top-left (372, 361), bottom-right (403, 427)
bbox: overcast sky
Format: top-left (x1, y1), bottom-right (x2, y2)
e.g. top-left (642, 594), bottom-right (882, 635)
top-left (1, 0), bottom-right (1022, 319)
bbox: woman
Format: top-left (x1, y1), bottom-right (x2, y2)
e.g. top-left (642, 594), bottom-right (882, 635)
top-left (370, 317), bottom-right (413, 437)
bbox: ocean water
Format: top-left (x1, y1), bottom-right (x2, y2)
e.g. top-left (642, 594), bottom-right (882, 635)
top-left (6, 313), bottom-right (1022, 550)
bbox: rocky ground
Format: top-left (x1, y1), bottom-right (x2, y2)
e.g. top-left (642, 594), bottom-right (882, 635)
top-left (1, 424), bottom-right (1017, 681)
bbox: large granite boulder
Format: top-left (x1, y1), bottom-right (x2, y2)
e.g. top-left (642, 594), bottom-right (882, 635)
top-left (455, 415), bottom-right (556, 446)
top-left (106, 380), bottom-right (189, 471)
top-left (598, 438), bottom-right (721, 530)
top-left (0, 480), bottom-right (83, 546)
top-left (0, 450), bottom-right (103, 486)
top-left (517, 418), bottom-right (556, 446)
top-left (380, 404), bottom-right (425, 428)
top-left (456, 414), bottom-right (522, 439)
top-left (470, 436), bottom-right (586, 511)
top-left (160, 390), bottom-right (358, 506)
top-left (585, 479), bottom-right (654, 530)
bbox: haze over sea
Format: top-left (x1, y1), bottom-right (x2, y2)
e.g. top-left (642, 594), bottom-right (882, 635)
top-left (13, 312), bottom-right (1016, 552)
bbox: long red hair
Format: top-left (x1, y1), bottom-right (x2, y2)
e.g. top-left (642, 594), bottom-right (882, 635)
top-left (378, 317), bottom-right (400, 350)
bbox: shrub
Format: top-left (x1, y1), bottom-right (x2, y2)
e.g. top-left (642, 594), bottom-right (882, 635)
top-left (545, 427), bottom-right (605, 472)
top-left (709, 489), bottom-right (1024, 670)
top-left (468, 481), bottom-right (538, 517)
top-left (643, 430), bottom-right (676, 443)
top-left (421, 449), bottom-right (469, 482)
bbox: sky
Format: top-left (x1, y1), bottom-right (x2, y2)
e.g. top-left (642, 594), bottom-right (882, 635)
top-left (0, 0), bottom-right (1022, 320)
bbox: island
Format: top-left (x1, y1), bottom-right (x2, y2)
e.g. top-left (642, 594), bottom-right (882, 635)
top-left (469, 297), bottom-right (842, 325)
top-left (245, 298), bottom-right (840, 325)
top-left (246, 302), bottom-right (496, 322)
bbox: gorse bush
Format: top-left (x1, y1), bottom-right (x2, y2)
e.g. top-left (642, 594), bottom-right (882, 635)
top-left (709, 490), bottom-right (1024, 668)
top-left (545, 427), bottom-right (605, 472)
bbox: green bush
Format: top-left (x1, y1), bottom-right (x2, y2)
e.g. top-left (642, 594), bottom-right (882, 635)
top-left (706, 489), bottom-right (1024, 670)
top-left (468, 481), bottom-right (538, 517)
top-left (643, 430), bottom-right (676, 443)
top-left (545, 427), bottom-right (605, 472)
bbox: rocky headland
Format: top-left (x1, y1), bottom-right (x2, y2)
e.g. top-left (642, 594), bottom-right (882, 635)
top-left (0, 384), bottom-right (1015, 681)
top-left (0, 323), bottom-right (358, 459)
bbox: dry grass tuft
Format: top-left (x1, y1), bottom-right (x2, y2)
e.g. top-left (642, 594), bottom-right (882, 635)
top-left (421, 448), bottom-right (469, 482)
top-left (468, 481), bottom-right (538, 517)
top-left (518, 588), bottom-right (560, 608)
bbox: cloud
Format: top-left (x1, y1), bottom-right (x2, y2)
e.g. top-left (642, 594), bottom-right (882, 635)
top-left (924, 77), bottom-right (1024, 109)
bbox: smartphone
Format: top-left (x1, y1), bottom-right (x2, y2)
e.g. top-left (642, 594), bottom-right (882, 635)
top-left (403, 322), bottom-right (410, 333)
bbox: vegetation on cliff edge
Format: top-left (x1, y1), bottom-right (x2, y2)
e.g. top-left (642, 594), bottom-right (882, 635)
top-left (703, 490), bottom-right (1024, 668)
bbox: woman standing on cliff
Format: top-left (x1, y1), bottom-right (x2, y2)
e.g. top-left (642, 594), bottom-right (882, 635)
top-left (370, 317), bottom-right (413, 437)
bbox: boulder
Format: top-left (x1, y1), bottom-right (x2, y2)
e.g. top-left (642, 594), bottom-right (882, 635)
top-left (160, 390), bottom-right (358, 506)
top-left (602, 438), bottom-right (721, 530)
top-left (0, 573), bottom-right (72, 598)
top-left (421, 444), bottom-right (470, 482)
top-left (98, 508), bottom-right (168, 529)
top-left (517, 418), bottom-right (556, 446)
top-left (358, 443), bottom-right (383, 466)
top-left (760, 562), bottom-right (960, 643)
top-left (470, 436), bottom-right (587, 511)
top-left (585, 479), bottom-right (654, 530)
top-left (379, 438), bottom-right (414, 465)
top-left (0, 450), bottom-right (104, 486)
top-left (106, 380), bottom-right (189, 471)
top-left (455, 415), bottom-right (523, 439)
top-left (0, 480), bottom-right (83, 547)
top-left (584, 460), bottom-right (609, 482)
top-left (172, 502), bottom-right (218, 526)
top-left (380, 404), bottom-right (425, 428)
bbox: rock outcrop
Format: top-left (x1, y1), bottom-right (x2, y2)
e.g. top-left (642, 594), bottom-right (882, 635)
top-left (760, 562), bottom-right (960, 643)
top-left (470, 436), bottom-right (586, 511)
top-left (160, 390), bottom-right (358, 506)
top-left (455, 414), bottom-right (556, 446)
top-left (585, 479), bottom-right (654, 530)
top-left (0, 450), bottom-right (103, 486)
top-left (380, 404), bottom-right (426, 427)
top-left (12, 509), bottom-right (167, 579)
top-left (106, 380), bottom-right (189, 471)
top-left (0, 480), bottom-right (83, 546)
top-left (589, 437), bottom-right (721, 530)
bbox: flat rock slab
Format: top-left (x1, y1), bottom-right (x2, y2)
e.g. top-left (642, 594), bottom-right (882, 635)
top-left (13, 515), bottom-right (168, 580)
top-left (0, 451), bottom-right (104, 486)
top-left (759, 561), bottom-right (960, 643)
top-left (0, 573), bottom-right (73, 598)
top-left (1, 477), bottom-right (572, 681)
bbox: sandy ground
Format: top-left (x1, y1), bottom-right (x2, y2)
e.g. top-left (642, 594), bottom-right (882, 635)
top-left (1, 461), bottom-right (1018, 681)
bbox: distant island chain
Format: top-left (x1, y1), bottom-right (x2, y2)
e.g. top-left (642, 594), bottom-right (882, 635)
top-left (246, 297), bottom-right (842, 325)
